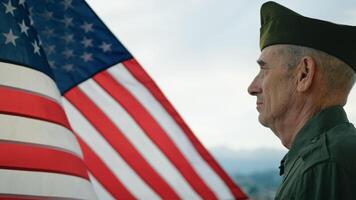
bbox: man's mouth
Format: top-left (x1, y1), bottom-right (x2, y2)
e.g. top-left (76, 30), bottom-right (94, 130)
top-left (256, 102), bottom-right (263, 111)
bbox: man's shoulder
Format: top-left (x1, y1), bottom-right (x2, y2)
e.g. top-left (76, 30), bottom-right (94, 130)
top-left (299, 122), bottom-right (356, 172)
top-left (326, 122), bottom-right (356, 166)
top-left (277, 123), bottom-right (356, 200)
top-left (300, 122), bottom-right (356, 172)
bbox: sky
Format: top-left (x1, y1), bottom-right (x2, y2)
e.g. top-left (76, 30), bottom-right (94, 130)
top-left (85, 0), bottom-right (356, 152)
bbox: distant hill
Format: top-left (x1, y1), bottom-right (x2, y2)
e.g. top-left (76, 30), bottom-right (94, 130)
top-left (210, 146), bottom-right (287, 175)
top-left (234, 169), bottom-right (281, 200)
top-left (210, 147), bottom-right (287, 199)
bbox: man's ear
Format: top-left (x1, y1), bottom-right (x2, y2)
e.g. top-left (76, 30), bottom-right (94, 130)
top-left (296, 56), bottom-right (316, 92)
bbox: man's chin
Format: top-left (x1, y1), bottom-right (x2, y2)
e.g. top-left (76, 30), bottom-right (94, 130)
top-left (258, 115), bottom-right (269, 127)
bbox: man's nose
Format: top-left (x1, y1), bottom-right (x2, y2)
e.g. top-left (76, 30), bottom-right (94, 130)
top-left (248, 77), bottom-right (261, 96)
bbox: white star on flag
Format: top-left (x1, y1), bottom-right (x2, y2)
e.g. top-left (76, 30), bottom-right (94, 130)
top-left (99, 42), bottom-right (112, 52)
top-left (62, 48), bottom-right (74, 59)
top-left (62, 16), bottom-right (73, 27)
top-left (42, 27), bottom-right (54, 38)
top-left (48, 60), bottom-right (56, 69)
top-left (45, 45), bottom-right (55, 55)
top-left (81, 37), bottom-right (93, 48)
top-left (32, 40), bottom-right (41, 55)
top-left (29, 16), bottom-right (34, 25)
top-left (81, 52), bottom-right (93, 62)
top-left (3, 29), bottom-right (19, 46)
top-left (42, 10), bottom-right (54, 21)
top-left (19, 20), bottom-right (29, 36)
top-left (62, 63), bottom-right (74, 71)
top-left (80, 22), bottom-right (93, 33)
top-left (18, 0), bottom-right (26, 7)
top-left (62, 33), bottom-right (74, 44)
top-left (62, 0), bottom-right (73, 10)
top-left (2, 0), bottom-right (16, 16)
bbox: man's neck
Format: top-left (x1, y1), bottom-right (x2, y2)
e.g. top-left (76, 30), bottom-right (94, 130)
top-left (272, 99), bottom-right (323, 149)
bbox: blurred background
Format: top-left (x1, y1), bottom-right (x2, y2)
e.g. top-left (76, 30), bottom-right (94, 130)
top-left (85, 0), bottom-right (356, 199)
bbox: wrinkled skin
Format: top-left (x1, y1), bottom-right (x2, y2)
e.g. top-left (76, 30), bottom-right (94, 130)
top-left (248, 46), bottom-right (297, 130)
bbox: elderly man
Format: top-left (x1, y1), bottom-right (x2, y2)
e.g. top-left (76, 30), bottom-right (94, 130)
top-left (248, 1), bottom-right (356, 200)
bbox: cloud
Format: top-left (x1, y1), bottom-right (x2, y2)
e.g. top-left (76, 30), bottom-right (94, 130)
top-left (85, 0), bottom-right (356, 152)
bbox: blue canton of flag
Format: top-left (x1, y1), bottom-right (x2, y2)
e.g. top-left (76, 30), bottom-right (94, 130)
top-left (27, 0), bottom-right (132, 93)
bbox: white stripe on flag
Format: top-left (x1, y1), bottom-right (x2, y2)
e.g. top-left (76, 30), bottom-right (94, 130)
top-left (0, 62), bottom-right (97, 199)
top-left (62, 98), bottom-right (161, 200)
top-left (0, 114), bottom-right (83, 158)
top-left (0, 62), bottom-right (61, 103)
top-left (79, 79), bottom-right (203, 200)
top-left (109, 64), bottom-right (235, 199)
top-left (0, 169), bottom-right (96, 199)
top-left (89, 173), bottom-right (115, 200)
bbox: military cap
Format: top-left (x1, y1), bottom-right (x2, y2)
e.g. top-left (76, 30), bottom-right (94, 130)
top-left (260, 1), bottom-right (356, 72)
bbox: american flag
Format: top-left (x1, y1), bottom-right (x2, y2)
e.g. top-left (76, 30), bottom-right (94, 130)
top-left (0, 0), bottom-right (247, 199)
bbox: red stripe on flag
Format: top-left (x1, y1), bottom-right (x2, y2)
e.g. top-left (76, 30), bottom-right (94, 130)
top-left (75, 134), bottom-right (136, 200)
top-left (123, 59), bottom-right (247, 199)
top-left (0, 195), bottom-right (76, 200)
top-left (65, 87), bottom-right (181, 200)
top-left (94, 71), bottom-right (218, 200)
top-left (0, 197), bottom-right (33, 200)
top-left (0, 197), bottom-right (35, 200)
top-left (0, 86), bottom-right (71, 130)
top-left (0, 141), bottom-right (88, 179)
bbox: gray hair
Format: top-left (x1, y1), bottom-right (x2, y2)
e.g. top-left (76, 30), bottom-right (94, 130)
top-left (278, 45), bottom-right (356, 95)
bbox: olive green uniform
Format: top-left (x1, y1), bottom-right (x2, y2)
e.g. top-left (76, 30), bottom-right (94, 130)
top-left (275, 106), bottom-right (356, 200)
top-left (258, 1), bottom-right (356, 199)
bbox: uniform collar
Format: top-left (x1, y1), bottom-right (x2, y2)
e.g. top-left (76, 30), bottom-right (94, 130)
top-left (280, 105), bottom-right (349, 176)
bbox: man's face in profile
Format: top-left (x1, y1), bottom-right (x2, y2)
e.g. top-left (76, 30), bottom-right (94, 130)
top-left (248, 45), bottom-right (297, 129)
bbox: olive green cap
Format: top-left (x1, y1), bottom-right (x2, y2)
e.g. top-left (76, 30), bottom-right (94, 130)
top-left (260, 1), bottom-right (356, 72)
